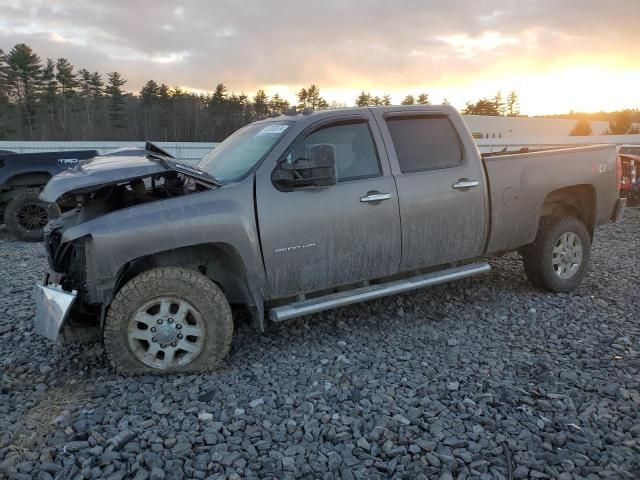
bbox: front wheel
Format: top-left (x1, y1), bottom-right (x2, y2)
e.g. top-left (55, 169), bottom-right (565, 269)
top-left (104, 267), bottom-right (233, 375)
top-left (520, 216), bottom-right (591, 293)
top-left (5, 191), bottom-right (60, 241)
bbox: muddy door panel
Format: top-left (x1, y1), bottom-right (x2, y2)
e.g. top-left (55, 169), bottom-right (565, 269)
top-left (373, 111), bottom-right (488, 270)
top-left (256, 117), bottom-right (401, 299)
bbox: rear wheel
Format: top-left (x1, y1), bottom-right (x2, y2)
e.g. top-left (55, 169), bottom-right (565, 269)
top-left (104, 267), bottom-right (233, 375)
top-left (5, 191), bottom-right (60, 241)
top-left (520, 216), bottom-right (591, 293)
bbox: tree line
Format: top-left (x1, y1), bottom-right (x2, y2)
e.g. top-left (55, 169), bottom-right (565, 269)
top-left (0, 43), bottom-right (525, 142)
top-left (567, 110), bottom-right (640, 136)
top-left (0, 44), bottom-right (296, 142)
top-left (1, 42), bottom-right (636, 141)
top-left (462, 91), bottom-right (521, 117)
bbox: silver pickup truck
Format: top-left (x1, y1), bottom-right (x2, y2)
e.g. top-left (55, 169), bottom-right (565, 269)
top-left (33, 105), bottom-right (626, 374)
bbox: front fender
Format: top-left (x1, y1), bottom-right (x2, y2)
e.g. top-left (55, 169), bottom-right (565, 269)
top-left (65, 179), bottom-right (266, 310)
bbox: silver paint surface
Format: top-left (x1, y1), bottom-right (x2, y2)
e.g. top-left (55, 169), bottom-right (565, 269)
top-left (484, 143), bottom-right (619, 253)
top-left (38, 105), bottom-right (622, 333)
top-left (32, 283), bottom-right (77, 342)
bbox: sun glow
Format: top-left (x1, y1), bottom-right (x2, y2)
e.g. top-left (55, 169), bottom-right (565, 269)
top-left (171, 63), bottom-right (639, 117)
top-left (317, 61), bottom-right (640, 115)
top-left (512, 65), bottom-right (640, 114)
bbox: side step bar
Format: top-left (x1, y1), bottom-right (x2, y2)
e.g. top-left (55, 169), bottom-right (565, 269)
top-left (269, 262), bottom-right (491, 322)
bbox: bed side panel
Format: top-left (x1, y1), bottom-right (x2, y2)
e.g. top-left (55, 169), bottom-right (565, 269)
top-left (484, 144), bottom-right (618, 254)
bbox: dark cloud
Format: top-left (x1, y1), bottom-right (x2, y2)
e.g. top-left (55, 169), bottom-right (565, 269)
top-left (0, 0), bottom-right (637, 95)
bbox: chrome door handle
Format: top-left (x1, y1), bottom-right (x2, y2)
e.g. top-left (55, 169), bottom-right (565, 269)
top-left (360, 193), bottom-right (392, 203)
top-left (452, 179), bottom-right (479, 190)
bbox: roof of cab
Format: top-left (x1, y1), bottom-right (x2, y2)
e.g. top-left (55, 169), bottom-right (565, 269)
top-left (256, 104), bottom-right (458, 126)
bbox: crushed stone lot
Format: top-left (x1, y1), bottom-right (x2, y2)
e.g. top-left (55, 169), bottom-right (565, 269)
top-left (1, 210), bottom-right (639, 480)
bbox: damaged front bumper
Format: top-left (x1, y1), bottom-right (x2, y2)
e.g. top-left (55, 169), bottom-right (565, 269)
top-left (32, 276), bottom-right (77, 343)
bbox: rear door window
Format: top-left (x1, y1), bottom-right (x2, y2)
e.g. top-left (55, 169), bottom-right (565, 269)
top-left (386, 116), bottom-right (463, 173)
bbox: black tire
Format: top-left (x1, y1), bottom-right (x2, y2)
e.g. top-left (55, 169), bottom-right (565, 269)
top-left (520, 216), bottom-right (591, 293)
top-left (5, 191), bottom-right (60, 241)
top-left (104, 267), bottom-right (233, 375)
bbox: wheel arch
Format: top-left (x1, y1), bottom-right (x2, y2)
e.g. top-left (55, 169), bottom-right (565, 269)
top-left (3, 171), bottom-right (52, 189)
top-left (113, 242), bottom-right (265, 330)
top-left (540, 184), bottom-right (597, 237)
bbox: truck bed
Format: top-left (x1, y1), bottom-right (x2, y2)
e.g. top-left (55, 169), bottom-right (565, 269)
top-left (483, 144), bottom-right (619, 254)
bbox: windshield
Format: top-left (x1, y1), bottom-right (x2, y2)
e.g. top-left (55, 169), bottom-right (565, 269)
top-left (198, 122), bottom-right (291, 182)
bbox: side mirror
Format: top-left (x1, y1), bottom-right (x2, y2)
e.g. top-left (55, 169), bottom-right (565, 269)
top-left (273, 143), bottom-right (337, 189)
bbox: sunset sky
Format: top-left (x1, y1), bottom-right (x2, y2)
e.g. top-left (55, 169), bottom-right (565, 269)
top-left (1, 0), bottom-right (638, 115)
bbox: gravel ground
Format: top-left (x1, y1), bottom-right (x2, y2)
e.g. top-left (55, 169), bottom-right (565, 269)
top-left (1, 210), bottom-right (639, 480)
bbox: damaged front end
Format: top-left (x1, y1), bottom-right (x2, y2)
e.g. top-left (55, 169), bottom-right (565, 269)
top-left (34, 146), bottom-right (217, 343)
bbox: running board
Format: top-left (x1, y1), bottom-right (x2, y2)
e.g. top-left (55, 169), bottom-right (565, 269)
top-left (269, 262), bottom-right (491, 322)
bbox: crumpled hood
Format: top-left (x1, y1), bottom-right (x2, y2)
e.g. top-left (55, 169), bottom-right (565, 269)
top-left (41, 151), bottom-right (169, 202)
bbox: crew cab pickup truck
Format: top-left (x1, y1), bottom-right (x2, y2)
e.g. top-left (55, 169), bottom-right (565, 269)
top-left (33, 105), bottom-right (626, 374)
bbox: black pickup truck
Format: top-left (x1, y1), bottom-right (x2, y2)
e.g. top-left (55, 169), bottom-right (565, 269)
top-left (0, 150), bottom-right (97, 240)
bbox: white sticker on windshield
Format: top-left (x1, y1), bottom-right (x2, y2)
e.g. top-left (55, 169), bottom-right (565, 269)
top-left (258, 124), bottom-right (288, 135)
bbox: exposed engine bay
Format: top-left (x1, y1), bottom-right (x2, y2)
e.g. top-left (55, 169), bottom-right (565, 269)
top-left (45, 171), bottom-right (214, 306)
top-left (59, 171), bottom-right (210, 223)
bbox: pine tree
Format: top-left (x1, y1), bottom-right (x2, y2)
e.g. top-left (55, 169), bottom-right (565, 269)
top-left (140, 80), bottom-right (160, 106)
top-left (355, 91), bottom-right (371, 107)
top-left (401, 94), bottom-right (415, 105)
top-left (2, 43), bottom-right (43, 137)
top-left (76, 68), bottom-right (97, 138)
top-left (105, 71), bottom-right (126, 137)
top-left (297, 85), bottom-right (328, 109)
top-left (56, 58), bottom-right (78, 137)
top-left (207, 83), bottom-right (230, 140)
top-left (89, 72), bottom-right (104, 97)
top-left (169, 86), bottom-right (188, 140)
top-left (0, 48), bottom-right (10, 138)
top-left (382, 94), bottom-right (392, 106)
top-left (493, 91), bottom-right (506, 116)
top-left (40, 59), bottom-right (58, 136)
top-left (210, 83), bottom-right (228, 106)
top-left (417, 93), bottom-right (430, 105)
top-left (506, 91), bottom-right (520, 117)
top-left (296, 87), bottom-right (308, 109)
top-left (139, 80), bottom-right (160, 138)
top-left (153, 83), bottom-right (172, 140)
top-left (157, 84), bottom-right (171, 102)
top-left (78, 69), bottom-right (92, 97)
top-left (269, 93), bottom-right (289, 115)
top-left (253, 89), bottom-right (269, 118)
top-left (463, 98), bottom-right (500, 116)
top-left (55, 58), bottom-right (78, 97)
